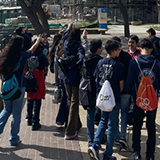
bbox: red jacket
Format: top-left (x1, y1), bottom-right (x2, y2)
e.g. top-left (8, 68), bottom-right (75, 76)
top-left (27, 70), bottom-right (45, 100)
top-left (128, 49), bottom-right (140, 59)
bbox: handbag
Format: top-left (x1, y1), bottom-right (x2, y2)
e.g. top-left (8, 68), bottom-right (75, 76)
top-left (96, 80), bottom-right (116, 112)
top-left (1, 57), bottom-right (23, 100)
top-left (52, 85), bottom-right (62, 104)
top-left (79, 77), bottom-right (95, 110)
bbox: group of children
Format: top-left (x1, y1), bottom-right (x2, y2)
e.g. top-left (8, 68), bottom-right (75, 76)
top-left (84, 28), bottom-right (160, 160)
top-left (48, 26), bottom-right (159, 160)
top-left (0, 24), bottom-right (159, 160)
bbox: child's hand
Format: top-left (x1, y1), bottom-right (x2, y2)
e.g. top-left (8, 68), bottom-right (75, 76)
top-left (43, 66), bottom-right (48, 74)
top-left (82, 29), bottom-right (87, 37)
top-left (36, 35), bottom-right (42, 43)
top-left (67, 23), bottom-right (73, 30)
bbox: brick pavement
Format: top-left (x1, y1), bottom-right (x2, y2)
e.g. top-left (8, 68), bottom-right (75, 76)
top-left (0, 71), bottom-right (83, 160)
top-left (1, 70), bottom-right (160, 160)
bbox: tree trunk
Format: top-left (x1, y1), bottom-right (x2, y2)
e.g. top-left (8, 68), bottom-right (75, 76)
top-left (36, 4), bottom-right (50, 36)
top-left (17, 0), bottom-right (49, 35)
top-left (18, 0), bottom-right (44, 35)
top-left (32, 0), bottom-right (50, 35)
top-left (117, 0), bottom-right (130, 37)
top-left (157, 0), bottom-right (160, 23)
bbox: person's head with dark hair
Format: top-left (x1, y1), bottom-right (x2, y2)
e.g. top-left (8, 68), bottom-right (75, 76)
top-left (130, 35), bottom-right (139, 43)
top-left (139, 38), bottom-right (153, 55)
top-left (41, 32), bottom-right (48, 46)
top-left (111, 36), bottom-right (122, 48)
top-left (139, 38), bottom-right (153, 49)
top-left (48, 33), bottom-right (62, 62)
top-left (15, 26), bottom-right (25, 35)
top-left (111, 36), bottom-right (121, 43)
top-left (33, 39), bottom-right (44, 56)
top-left (89, 39), bottom-right (102, 55)
top-left (68, 28), bottom-right (81, 44)
top-left (128, 34), bottom-right (139, 52)
top-left (0, 35), bottom-right (24, 75)
top-left (41, 32), bottom-right (48, 38)
top-left (53, 33), bottom-right (62, 45)
top-left (146, 28), bottom-right (156, 38)
top-left (105, 39), bottom-right (121, 57)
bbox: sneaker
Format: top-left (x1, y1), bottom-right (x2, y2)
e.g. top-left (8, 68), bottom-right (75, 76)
top-left (145, 155), bottom-right (155, 160)
top-left (76, 125), bottom-right (82, 133)
top-left (27, 120), bottom-right (32, 126)
top-left (56, 121), bottom-right (64, 126)
top-left (131, 152), bottom-right (141, 160)
top-left (32, 123), bottom-right (41, 131)
top-left (114, 138), bottom-right (120, 145)
top-left (119, 137), bottom-right (127, 147)
top-left (10, 140), bottom-right (21, 146)
top-left (56, 121), bottom-right (64, 127)
top-left (103, 156), bottom-right (117, 160)
top-left (88, 141), bottom-right (92, 148)
top-left (88, 144), bottom-right (100, 160)
top-left (64, 133), bottom-right (77, 140)
top-left (25, 114), bottom-right (28, 120)
top-left (145, 158), bottom-right (154, 160)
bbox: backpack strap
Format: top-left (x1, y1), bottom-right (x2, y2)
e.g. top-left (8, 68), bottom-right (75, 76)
top-left (135, 58), bottom-right (156, 76)
top-left (135, 58), bottom-right (143, 76)
top-left (150, 60), bottom-right (156, 74)
top-left (13, 57), bottom-right (22, 72)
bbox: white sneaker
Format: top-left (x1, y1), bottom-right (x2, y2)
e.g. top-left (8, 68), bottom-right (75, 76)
top-left (64, 133), bottom-right (77, 140)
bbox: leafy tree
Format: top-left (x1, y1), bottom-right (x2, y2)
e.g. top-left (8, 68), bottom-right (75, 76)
top-left (17, 0), bottom-right (50, 35)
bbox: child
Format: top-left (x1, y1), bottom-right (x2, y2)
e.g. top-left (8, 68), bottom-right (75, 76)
top-left (128, 35), bottom-right (140, 59)
top-left (125, 38), bottom-right (160, 160)
top-left (81, 39), bottom-right (103, 147)
top-left (146, 28), bottom-right (160, 61)
top-left (88, 39), bottom-right (124, 160)
top-left (0, 35), bottom-right (41, 146)
top-left (26, 42), bottom-right (49, 131)
top-left (113, 36), bottom-right (132, 150)
top-left (41, 33), bottom-right (49, 57)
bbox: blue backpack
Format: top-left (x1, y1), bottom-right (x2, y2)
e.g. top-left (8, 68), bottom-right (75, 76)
top-left (1, 57), bottom-right (23, 100)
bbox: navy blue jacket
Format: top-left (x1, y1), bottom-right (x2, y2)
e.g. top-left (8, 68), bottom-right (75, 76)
top-left (94, 57), bottom-right (124, 103)
top-left (62, 30), bottom-right (85, 87)
top-left (125, 54), bottom-right (160, 103)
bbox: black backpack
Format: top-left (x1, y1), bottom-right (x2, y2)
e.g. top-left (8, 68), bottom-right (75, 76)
top-left (25, 71), bottom-right (38, 93)
top-left (79, 62), bottom-right (96, 110)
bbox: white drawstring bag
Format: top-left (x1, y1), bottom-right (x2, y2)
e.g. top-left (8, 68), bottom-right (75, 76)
top-left (96, 80), bottom-right (116, 112)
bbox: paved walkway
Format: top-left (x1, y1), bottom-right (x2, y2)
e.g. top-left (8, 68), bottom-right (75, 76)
top-left (0, 25), bottom-right (160, 160)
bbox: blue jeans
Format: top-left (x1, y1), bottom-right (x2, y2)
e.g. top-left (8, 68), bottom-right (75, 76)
top-left (0, 87), bottom-right (25, 146)
top-left (27, 99), bottom-right (41, 125)
top-left (87, 108), bottom-right (95, 143)
top-left (93, 103), bottom-right (120, 157)
top-left (56, 80), bottom-right (69, 125)
top-left (116, 94), bottom-right (130, 138)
